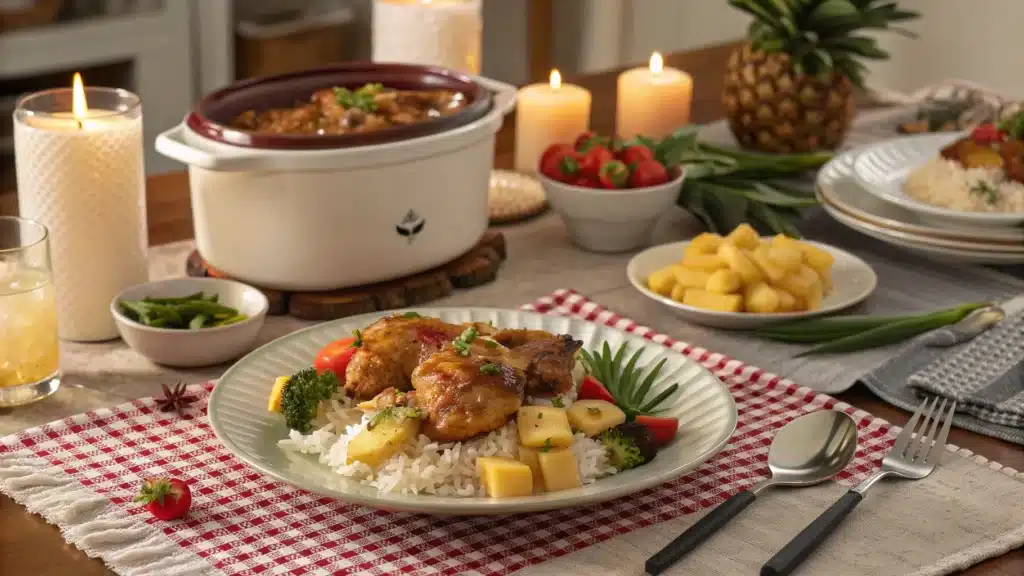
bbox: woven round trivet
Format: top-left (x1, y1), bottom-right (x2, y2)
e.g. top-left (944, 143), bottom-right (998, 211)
top-left (488, 170), bottom-right (548, 225)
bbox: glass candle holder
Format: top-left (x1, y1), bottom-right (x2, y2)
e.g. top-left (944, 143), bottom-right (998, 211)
top-left (0, 216), bottom-right (61, 407)
top-left (13, 81), bottom-right (149, 342)
top-left (372, 0), bottom-right (482, 75)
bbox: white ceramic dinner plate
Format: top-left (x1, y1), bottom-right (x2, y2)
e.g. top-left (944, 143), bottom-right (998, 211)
top-left (852, 132), bottom-right (1024, 228)
top-left (208, 308), bottom-right (738, 516)
top-left (817, 148), bottom-right (1024, 265)
top-left (627, 241), bottom-right (878, 330)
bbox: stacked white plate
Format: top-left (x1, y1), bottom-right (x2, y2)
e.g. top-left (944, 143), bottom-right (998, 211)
top-left (817, 133), bottom-right (1024, 264)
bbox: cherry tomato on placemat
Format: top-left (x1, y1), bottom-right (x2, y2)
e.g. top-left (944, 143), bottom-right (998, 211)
top-left (630, 159), bottom-right (669, 188)
top-left (314, 336), bottom-right (358, 380)
top-left (135, 478), bottom-right (192, 521)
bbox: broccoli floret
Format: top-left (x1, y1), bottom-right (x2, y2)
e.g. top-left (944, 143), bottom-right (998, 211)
top-left (280, 368), bottom-right (340, 434)
top-left (599, 422), bottom-right (658, 470)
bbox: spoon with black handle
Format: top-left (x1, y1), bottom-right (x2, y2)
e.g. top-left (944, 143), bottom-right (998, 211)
top-left (644, 410), bottom-right (859, 576)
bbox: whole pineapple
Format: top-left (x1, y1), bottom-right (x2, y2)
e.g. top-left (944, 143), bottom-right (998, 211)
top-left (723, 0), bottom-right (919, 153)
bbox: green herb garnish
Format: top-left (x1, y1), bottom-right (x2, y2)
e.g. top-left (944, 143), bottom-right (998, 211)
top-left (352, 329), bottom-right (363, 347)
top-left (998, 110), bottom-right (1024, 141)
top-left (480, 362), bottom-right (501, 375)
top-left (551, 396), bottom-right (565, 409)
top-left (367, 406), bottom-right (425, 430)
top-left (402, 311), bottom-right (422, 318)
top-left (750, 302), bottom-right (989, 355)
top-left (578, 342), bottom-right (680, 417)
top-left (483, 339), bottom-right (498, 349)
top-left (452, 327), bottom-right (478, 357)
top-left (970, 181), bottom-right (1000, 205)
top-left (333, 83), bottom-right (382, 112)
top-left (540, 438), bottom-right (553, 453)
top-left (587, 406), bottom-right (601, 415)
top-left (118, 291), bottom-right (247, 330)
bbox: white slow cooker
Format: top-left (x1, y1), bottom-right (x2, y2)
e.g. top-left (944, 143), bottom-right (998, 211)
top-left (155, 63), bottom-right (516, 291)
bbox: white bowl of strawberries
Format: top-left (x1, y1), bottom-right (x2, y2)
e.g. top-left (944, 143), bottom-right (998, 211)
top-left (537, 131), bottom-right (686, 253)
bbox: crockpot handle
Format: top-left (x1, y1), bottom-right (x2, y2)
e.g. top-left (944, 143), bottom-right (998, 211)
top-left (474, 77), bottom-right (517, 116)
top-left (155, 123), bottom-right (224, 170)
top-left (155, 123), bottom-right (266, 172)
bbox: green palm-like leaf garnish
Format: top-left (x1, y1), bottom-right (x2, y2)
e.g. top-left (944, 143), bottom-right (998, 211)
top-left (578, 342), bottom-right (680, 417)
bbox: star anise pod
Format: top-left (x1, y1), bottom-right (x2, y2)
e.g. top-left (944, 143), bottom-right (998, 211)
top-left (154, 382), bottom-right (198, 416)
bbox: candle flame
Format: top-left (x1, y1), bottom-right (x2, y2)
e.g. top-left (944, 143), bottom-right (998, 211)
top-left (650, 52), bottom-right (664, 74)
top-left (550, 69), bottom-right (562, 90)
top-left (72, 73), bottom-right (88, 120)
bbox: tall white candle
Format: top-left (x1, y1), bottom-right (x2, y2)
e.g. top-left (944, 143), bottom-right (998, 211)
top-left (14, 74), bottom-right (148, 342)
top-left (514, 70), bottom-right (592, 174)
top-left (616, 52), bottom-right (693, 140)
top-left (372, 0), bottom-right (482, 74)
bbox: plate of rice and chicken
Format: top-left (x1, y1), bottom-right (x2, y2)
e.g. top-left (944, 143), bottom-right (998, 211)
top-left (853, 110), bottom-right (1024, 229)
top-left (207, 308), bottom-right (736, 515)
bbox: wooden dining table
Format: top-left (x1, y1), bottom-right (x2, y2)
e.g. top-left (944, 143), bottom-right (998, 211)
top-left (1, 42), bottom-right (1022, 576)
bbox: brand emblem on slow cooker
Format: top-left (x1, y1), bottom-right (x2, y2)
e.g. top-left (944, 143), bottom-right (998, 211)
top-left (396, 210), bottom-right (426, 243)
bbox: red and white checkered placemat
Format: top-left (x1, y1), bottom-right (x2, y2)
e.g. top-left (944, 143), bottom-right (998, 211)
top-left (1, 290), bottom-right (901, 576)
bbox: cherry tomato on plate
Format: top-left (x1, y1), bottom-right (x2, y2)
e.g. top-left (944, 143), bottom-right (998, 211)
top-left (633, 415), bottom-right (679, 447)
top-left (314, 336), bottom-right (359, 381)
top-left (629, 159), bottom-right (670, 188)
top-left (578, 375), bottom-right (617, 404)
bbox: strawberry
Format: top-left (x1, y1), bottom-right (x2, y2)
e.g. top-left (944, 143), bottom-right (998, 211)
top-left (617, 145), bottom-right (655, 169)
top-left (579, 145), bottom-right (615, 180)
top-left (598, 160), bottom-right (630, 189)
top-left (135, 477), bottom-right (192, 520)
top-left (629, 159), bottom-right (670, 188)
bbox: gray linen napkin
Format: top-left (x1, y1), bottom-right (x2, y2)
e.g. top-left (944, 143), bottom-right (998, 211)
top-left (861, 294), bottom-right (1024, 445)
top-left (908, 305), bottom-right (1024, 427)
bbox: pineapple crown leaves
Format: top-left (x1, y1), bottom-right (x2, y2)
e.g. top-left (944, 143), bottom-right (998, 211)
top-left (729, 0), bottom-right (920, 87)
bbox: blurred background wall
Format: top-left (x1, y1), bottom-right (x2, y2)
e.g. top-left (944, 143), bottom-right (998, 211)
top-left (0, 0), bottom-right (1020, 187)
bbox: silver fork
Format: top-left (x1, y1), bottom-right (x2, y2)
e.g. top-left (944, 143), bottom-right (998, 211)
top-left (761, 397), bottom-right (957, 576)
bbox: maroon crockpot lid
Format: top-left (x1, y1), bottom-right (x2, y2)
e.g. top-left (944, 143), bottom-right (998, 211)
top-left (186, 62), bottom-right (493, 150)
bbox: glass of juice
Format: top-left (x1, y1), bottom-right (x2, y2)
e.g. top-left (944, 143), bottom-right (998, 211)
top-left (0, 216), bottom-right (60, 406)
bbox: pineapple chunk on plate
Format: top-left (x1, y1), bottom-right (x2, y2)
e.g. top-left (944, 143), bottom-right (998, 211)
top-left (628, 234), bottom-right (876, 329)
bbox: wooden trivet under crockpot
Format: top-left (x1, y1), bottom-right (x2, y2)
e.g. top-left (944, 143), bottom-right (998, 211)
top-left (185, 230), bottom-right (507, 321)
top-left (488, 170), bottom-right (548, 225)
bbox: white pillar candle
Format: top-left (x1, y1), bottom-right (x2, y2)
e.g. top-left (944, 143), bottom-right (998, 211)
top-left (14, 74), bottom-right (148, 342)
top-left (615, 52), bottom-right (693, 140)
top-left (372, 0), bottom-right (482, 75)
top-left (514, 70), bottom-right (592, 175)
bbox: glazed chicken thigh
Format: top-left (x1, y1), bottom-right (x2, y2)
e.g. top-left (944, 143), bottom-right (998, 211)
top-left (411, 342), bottom-right (526, 442)
top-left (344, 316), bottom-right (464, 399)
top-left (492, 330), bottom-right (583, 396)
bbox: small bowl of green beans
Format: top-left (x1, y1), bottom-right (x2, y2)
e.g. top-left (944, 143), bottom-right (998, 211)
top-left (111, 277), bottom-right (269, 368)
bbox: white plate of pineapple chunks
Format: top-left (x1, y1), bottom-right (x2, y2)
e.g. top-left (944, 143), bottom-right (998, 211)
top-left (629, 224), bottom-right (877, 329)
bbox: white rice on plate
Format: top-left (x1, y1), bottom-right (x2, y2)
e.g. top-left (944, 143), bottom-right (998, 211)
top-left (278, 364), bottom-right (618, 496)
top-left (904, 157), bottom-right (1024, 213)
